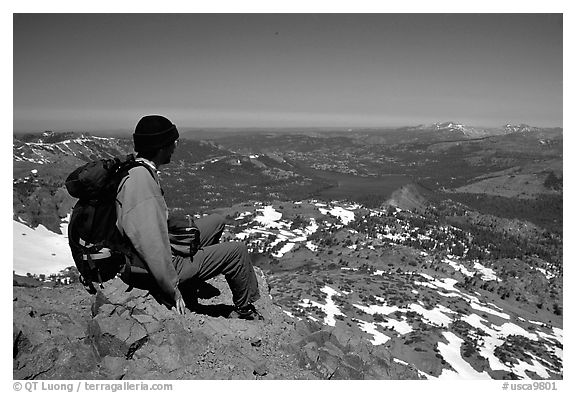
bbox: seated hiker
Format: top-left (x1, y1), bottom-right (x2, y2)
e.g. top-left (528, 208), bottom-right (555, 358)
top-left (115, 114), bottom-right (261, 320)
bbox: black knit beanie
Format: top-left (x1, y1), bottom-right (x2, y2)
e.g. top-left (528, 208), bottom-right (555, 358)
top-left (133, 115), bottom-right (179, 153)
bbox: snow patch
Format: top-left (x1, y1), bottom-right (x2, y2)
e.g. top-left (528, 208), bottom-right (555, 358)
top-left (470, 302), bottom-right (510, 320)
top-left (355, 319), bottom-right (391, 345)
top-left (379, 316), bottom-right (414, 335)
top-left (305, 241), bottom-right (318, 252)
top-left (254, 205), bottom-right (283, 227)
top-left (437, 332), bottom-right (492, 379)
top-left (13, 220), bottom-right (73, 275)
top-left (473, 262), bottom-right (501, 281)
top-left (299, 285), bottom-right (346, 326)
top-left (318, 206), bottom-right (355, 225)
top-left (409, 303), bottom-right (455, 327)
top-left (272, 242), bottom-right (296, 258)
top-left (443, 258), bottom-right (474, 277)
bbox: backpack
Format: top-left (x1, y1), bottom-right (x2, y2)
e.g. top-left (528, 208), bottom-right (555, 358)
top-left (168, 214), bottom-right (201, 257)
top-left (65, 154), bottom-right (152, 294)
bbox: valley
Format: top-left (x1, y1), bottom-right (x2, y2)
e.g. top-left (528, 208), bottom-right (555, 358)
top-left (12, 123), bottom-right (563, 379)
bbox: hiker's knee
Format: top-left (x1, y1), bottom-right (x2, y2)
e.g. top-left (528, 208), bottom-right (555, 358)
top-left (214, 214), bottom-right (225, 230)
top-left (233, 240), bottom-right (248, 252)
top-left (205, 214), bottom-right (225, 232)
top-left (229, 241), bottom-right (249, 261)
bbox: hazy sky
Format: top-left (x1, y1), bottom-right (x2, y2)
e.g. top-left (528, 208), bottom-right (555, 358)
top-left (13, 13), bottom-right (563, 131)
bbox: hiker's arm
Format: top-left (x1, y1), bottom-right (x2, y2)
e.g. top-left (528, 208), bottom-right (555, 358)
top-left (117, 167), bottom-right (179, 301)
top-left (122, 197), bottom-right (179, 300)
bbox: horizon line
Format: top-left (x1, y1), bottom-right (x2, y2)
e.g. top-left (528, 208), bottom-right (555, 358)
top-left (13, 122), bottom-right (564, 134)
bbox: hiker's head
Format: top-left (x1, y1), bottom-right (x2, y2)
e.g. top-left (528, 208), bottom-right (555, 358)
top-left (133, 115), bottom-right (179, 166)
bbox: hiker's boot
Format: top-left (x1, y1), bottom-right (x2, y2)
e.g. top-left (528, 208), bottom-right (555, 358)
top-left (229, 304), bottom-right (264, 320)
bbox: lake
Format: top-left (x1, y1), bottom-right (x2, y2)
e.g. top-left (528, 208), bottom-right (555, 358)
top-left (307, 169), bottom-right (413, 202)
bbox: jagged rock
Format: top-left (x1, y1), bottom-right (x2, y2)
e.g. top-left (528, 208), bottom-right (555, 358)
top-left (13, 284), bottom-right (105, 379)
top-left (14, 266), bottom-right (418, 379)
top-left (14, 268), bottom-right (298, 379)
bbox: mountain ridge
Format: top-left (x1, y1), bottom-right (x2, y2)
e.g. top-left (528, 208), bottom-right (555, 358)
top-left (12, 128), bottom-right (562, 380)
top-left (13, 198), bottom-right (562, 379)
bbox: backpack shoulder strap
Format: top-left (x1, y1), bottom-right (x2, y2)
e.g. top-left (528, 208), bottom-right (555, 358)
top-left (115, 160), bottom-right (157, 195)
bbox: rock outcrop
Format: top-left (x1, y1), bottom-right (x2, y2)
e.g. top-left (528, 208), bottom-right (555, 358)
top-left (13, 268), bottom-right (418, 380)
top-left (383, 183), bottom-right (430, 213)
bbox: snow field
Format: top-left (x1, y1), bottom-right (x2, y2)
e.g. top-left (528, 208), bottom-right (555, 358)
top-left (234, 204), bottom-right (355, 257)
top-left (299, 285), bottom-right (346, 326)
top-left (436, 332), bottom-right (492, 379)
top-left (290, 268), bottom-right (561, 380)
top-left (13, 220), bottom-right (73, 275)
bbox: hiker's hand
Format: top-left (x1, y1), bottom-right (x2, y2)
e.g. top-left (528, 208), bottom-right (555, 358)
top-left (174, 289), bottom-right (186, 315)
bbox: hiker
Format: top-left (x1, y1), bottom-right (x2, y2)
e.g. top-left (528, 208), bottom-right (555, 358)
top-left (116, 115), bottom-right (261, 319)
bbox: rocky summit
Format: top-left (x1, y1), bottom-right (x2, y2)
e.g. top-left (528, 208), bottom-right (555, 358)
top-left (13, 268), bottom-right (419, 380)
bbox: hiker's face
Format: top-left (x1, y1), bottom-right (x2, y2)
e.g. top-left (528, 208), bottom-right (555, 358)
top-left (160, 140), bottom-right (177, 165)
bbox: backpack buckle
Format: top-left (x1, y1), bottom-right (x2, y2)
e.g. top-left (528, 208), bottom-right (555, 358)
top-left (81, 248), bottom-right (112, 260)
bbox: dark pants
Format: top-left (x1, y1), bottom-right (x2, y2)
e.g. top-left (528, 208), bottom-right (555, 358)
top-left (173, 214), bottom-right (260, 308)
top-left (123, 214), bottom-right (260, 309)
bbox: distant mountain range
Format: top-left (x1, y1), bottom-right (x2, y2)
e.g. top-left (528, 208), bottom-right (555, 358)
top-left (13, 132), bottom-right (131, 165)
top-left (406, 121), bottom-right (562, 140)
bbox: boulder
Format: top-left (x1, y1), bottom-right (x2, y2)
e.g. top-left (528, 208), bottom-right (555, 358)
top-left (14, 267), bottom-right (418, 379)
